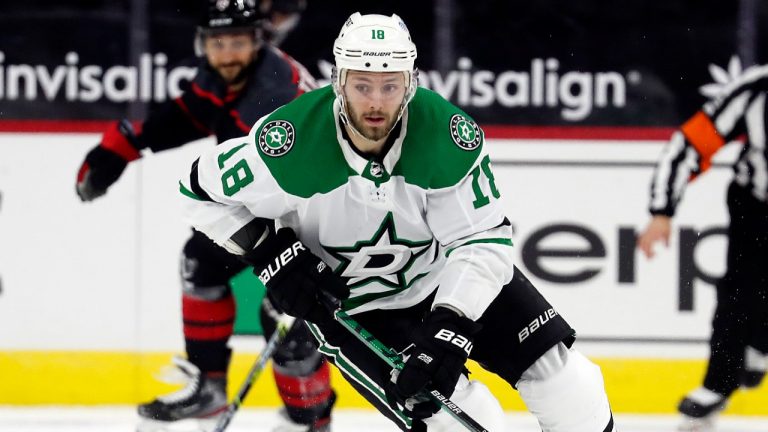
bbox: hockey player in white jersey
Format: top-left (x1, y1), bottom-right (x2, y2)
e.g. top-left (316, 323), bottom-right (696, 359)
top-left (180, 12), bottom-right (617, 432)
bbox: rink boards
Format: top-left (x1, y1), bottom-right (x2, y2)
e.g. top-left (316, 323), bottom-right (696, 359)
top-left (0, 131), bottom-right (766, 414)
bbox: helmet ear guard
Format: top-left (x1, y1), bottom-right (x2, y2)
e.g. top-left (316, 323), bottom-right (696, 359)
top-left (331, 66), bottom-right (352, 128)
top-left (403, 68), bottom-right (419, 106)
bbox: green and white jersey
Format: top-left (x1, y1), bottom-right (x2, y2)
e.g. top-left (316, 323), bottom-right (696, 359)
top-left (181, 86), bottom-right (514, 319)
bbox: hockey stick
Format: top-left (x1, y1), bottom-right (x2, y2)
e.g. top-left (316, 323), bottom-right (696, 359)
top-left (327, 305), bottom-right (489, 432)
top-left (211, 313), bottom-right (296, 432)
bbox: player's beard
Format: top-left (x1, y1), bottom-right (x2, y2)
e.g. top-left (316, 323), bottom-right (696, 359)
top-left (214, 60), bottom-right (251, 86)
top-left (347, 105), bottom-right (396, 142)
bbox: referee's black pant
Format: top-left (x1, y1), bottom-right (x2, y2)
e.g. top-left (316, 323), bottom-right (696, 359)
top-left (703, 183), bottom-right (768, 396)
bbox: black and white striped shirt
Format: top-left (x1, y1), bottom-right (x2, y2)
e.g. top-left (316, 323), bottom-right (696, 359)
top-left (650, 65), bottom-right (768, 216)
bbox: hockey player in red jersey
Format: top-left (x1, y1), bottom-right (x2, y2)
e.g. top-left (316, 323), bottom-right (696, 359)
top-left (75, 1), bottom-right (334, 430)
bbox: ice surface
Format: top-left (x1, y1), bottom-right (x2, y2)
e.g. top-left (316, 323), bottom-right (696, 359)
top-left (0, 407), bottom-right (766, 432)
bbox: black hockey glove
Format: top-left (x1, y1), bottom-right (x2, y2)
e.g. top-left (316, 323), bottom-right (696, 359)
top-left (76, 120), bottom-right (141, 201)
top-left (385, 307), bottom-right (481, 419)
top-left (244, 228), bottom-right (350, 324)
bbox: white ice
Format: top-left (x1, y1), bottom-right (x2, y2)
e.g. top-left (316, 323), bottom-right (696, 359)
top-left (0, 407), bottom-right (766, 432)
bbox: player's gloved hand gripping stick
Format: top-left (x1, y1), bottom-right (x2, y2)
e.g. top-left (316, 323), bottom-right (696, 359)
top-left (321, 294), bottom-right (490, 432)
top-left (384, 307), bottom-right (481, 419)
top-left (243, 228), bottom-right (351, 324)
top-left (247, 228), bottom-right (488, 431)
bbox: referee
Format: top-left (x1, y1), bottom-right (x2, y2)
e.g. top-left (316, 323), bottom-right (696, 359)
top-left (638, 63), bottom-right (768, 430)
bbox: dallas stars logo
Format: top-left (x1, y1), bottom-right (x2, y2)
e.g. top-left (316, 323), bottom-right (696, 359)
top-left (449, 114), bottom-right (481, 151)
top-left (258, 120), bottom-right (295, 157)
top-left (323, 213), bottom-right (434, 291)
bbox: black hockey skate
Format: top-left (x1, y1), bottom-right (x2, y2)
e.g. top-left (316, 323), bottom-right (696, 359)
top-left (137, 357), bottom-right (227, 431)
top-left (741, 370), bottom-right (766, 388)
top-left (677, 388), bottom-right (727, 432)
top-left (741, 345), bottom-right (767, 388)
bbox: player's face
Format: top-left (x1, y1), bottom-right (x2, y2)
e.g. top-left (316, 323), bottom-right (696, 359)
top-left (204, 32), bottom-right (257, 85)
top-left (343, 71), bottom-right (407, 141)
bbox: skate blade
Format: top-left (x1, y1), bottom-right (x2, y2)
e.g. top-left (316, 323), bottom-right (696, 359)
top-left (137, 417), bottom-right (219, 432)
top-left (677, 415), bottom-right (716, 432)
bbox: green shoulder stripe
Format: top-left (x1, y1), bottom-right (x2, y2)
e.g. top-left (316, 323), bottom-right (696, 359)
top-left (392, 87), bottom-right (484, 189)
top-left (445, 238), bottom-right (513, 257)
top-left (253, 86), bottom-right (354, 198)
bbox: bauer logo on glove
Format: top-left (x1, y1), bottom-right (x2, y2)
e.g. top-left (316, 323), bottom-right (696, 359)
top-left (434, 328), bottom-right (474, 356)
top-left (244, 228), bottom-right (349, 324)
top-left (256, 240), bottom-right (307, 284)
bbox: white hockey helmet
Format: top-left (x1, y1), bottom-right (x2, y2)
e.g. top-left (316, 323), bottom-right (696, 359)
top-left (333, 12), bottom-right (417, 73)
top-left (332, 13), bottom-right (418, 135)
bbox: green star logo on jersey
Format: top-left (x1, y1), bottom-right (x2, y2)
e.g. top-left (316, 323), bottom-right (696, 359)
top-left (323, 212), bottom-right (434, 304)
top-left (258, 120), bottom-right (295, 157)
top-left (449, 114), bottom-right (482, 151)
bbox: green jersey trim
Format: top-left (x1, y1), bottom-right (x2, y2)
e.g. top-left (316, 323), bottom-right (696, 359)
top-left (252, 86), bottom-right (353, 198)
top-left (444, 238), bottom-right (514, 257)
top-left (179, 182), bottom-right (203, 201)
top-left (391, 87), bottom-right (484, 189)
top-left (342, 272), bottom-right (431, 310)
top-left (323, 212), bottom-right (435, 297)
top-left (306, 323), bottom-right (413, 428)
top-left (252, 86), bottom-right (485, 197)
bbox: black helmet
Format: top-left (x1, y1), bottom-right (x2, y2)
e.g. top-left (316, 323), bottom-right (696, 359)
top-left (269, 0), bottom-right (307, 14)
top-left (195, 0), bottom-right (265, 56)
top-left (199, 0), bottom-right (263, 32)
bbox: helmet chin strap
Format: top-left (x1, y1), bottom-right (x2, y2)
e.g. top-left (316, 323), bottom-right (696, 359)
top-left (333, 68), bottom-right (415, 145)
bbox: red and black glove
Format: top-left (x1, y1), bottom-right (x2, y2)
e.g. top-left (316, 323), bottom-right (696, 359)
top-left (385, 307), bottom-right (482, 419)
top-left (244, 228), bottom-right (350, 324)
top-left (76, 120), bottom-right (142, 201)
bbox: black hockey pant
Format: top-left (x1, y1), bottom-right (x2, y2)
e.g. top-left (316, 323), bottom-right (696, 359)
top-left (307, 266), bottom-right (575, 431)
